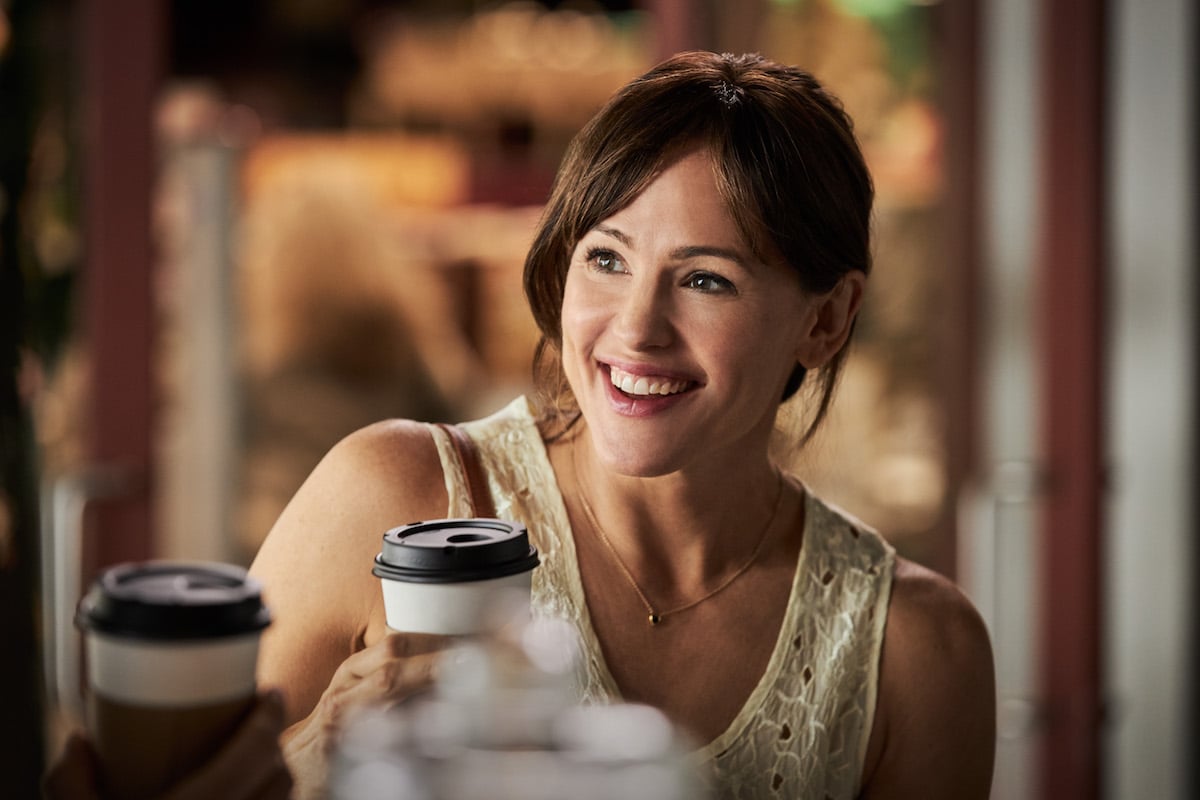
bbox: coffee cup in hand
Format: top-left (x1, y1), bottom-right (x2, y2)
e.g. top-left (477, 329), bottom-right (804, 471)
top-left (75, 561), bottom-right (271, 800)
top-left (372, 519), bottom-right (540, 635)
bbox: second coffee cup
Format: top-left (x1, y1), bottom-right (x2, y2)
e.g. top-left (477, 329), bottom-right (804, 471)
top-left (372, 518), bottom-right (540, 635)
top-left (75, 561), bottom-right (271, 800)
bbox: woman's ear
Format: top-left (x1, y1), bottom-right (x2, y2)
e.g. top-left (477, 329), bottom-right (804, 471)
top-left (794, 271), bottom-right (866, 368)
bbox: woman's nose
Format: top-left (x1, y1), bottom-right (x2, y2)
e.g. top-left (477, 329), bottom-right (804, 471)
top-left (611, 277), bottom-right (674, 350)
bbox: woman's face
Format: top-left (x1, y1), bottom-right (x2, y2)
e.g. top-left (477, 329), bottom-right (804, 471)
top-left (560, 148), bottom-right (823, 477)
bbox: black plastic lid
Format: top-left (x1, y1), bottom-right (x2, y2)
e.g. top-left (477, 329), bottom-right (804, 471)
top-left (372, 518), bottom-right (540, 584)
top-left (76, 561), bottom-right (272, 641)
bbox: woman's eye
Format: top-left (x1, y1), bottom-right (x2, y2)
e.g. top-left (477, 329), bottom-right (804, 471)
top-left (684, 272), bottom-right (735, 294)
top-left (586, 248), bottom-right (626, 274)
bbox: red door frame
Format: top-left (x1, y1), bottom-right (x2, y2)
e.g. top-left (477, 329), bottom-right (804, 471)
top-left (1037, 0), bottom-right (1108, 797)
top-left (933, 0), bottom-right (983, 584)
top-left (936, 0), bottom-right (1107, 794)
top-left (80, 0), bottom-right (165, 571)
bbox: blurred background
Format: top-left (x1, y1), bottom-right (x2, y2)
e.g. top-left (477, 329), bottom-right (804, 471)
top-left (0, 0), bottom-right (1193, 797)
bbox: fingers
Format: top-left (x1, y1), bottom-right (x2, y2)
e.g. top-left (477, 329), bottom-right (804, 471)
top-left (303, 632), bottom-right (447, 748)
top-left (329, 634), bottom-right (447, 702)
top-left (338, 632), bottom-right (450, 681)
top-left (360, 650), bottom-right (442, 705)
top-left (280, 635), bottom-right (449, 799)
top-left (163, 692), bottom-right (292, 800)
top-left (42, 733), bottom-right (103, 800)
top-left (323, 652), bottom-right (441, 730)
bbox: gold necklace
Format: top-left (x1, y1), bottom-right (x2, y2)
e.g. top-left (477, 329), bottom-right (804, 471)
top-left (572, 438), bottom-right (786, 626)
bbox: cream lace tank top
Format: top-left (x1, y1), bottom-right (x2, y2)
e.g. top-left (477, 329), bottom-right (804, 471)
top-left (430, 397), bottom-right (895, 799)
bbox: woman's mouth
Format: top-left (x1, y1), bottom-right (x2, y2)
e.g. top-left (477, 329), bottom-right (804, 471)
top-left (607, 365), bottom-right (692, 397)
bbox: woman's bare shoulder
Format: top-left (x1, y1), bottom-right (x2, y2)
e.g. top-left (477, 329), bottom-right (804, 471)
top-left (248, 418), bottom-right (451, 722)
top-left (298, 418), bottom-right (446, 515)
top-left (252, 417), bottom-right (450, 577)
top-left (860, 556), bottom-right (996, 799)
top-left (887, 558), bottom-right (992, 648)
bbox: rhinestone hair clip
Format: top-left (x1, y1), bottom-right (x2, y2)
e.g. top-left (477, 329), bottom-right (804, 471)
top-left (715, 80), bottom-right (744, 107)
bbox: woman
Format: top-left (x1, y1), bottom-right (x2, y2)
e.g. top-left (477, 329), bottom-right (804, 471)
top-left (250, 51), bottom-right (995, 798)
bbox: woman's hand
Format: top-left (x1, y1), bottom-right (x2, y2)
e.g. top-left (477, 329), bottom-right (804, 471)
top-left (282, 632), bottom-right (448, 799)
top-left (43, 691), bottom-right (292, 800)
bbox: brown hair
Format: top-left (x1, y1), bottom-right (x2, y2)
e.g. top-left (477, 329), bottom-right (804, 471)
top-left (523, 51), bottom-right (874, 441)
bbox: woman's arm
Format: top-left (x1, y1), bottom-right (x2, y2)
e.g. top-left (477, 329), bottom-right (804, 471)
top-left (248, 419), bottom-right (452, 797)
top-left (859, 558), bottom-right (997, 799)
top-left (249, 418), bottom-right (447, 723)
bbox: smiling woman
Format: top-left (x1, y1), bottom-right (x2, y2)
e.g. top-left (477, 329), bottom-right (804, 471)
top-left (247, 51), bottom-right (995, 800)
top-left (558, 148), bottom-right (839, 478)
top-left (525, 55), bottom-right (875, 444)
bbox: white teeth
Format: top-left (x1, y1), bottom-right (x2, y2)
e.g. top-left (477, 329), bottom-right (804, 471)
top-left (609, 367), bottom-right (688, 397)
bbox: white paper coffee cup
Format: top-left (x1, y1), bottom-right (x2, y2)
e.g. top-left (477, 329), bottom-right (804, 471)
top-left (373, 519), bottom-right (540, 635)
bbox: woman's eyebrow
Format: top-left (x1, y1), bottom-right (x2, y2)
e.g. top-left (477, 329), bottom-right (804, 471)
top-left (594, 224), bottom-right (632, 246)
top-left (670, 244), bottom-right (750, 267)
top-left (593, 225), bottom-right (750, 267)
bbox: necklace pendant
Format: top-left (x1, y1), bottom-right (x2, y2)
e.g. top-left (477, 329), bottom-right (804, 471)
top-left (648, 613), bottom-right (662, 626)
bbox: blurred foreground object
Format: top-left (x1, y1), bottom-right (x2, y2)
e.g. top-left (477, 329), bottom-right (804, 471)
top-left (75, 561), bottom-right (271, 800)
top-left (330, 614), bottom-right (707, 800)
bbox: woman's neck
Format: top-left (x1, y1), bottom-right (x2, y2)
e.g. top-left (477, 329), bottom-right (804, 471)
top-left (562, 426), bottom-right (787, 591)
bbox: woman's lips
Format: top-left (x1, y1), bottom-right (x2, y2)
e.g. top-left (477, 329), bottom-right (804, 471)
top-left (599, 363), bottom-right (697, 415)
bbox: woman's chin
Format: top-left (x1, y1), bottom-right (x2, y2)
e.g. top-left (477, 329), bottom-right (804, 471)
top-left (581, 426), bottom-right (689, 478)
